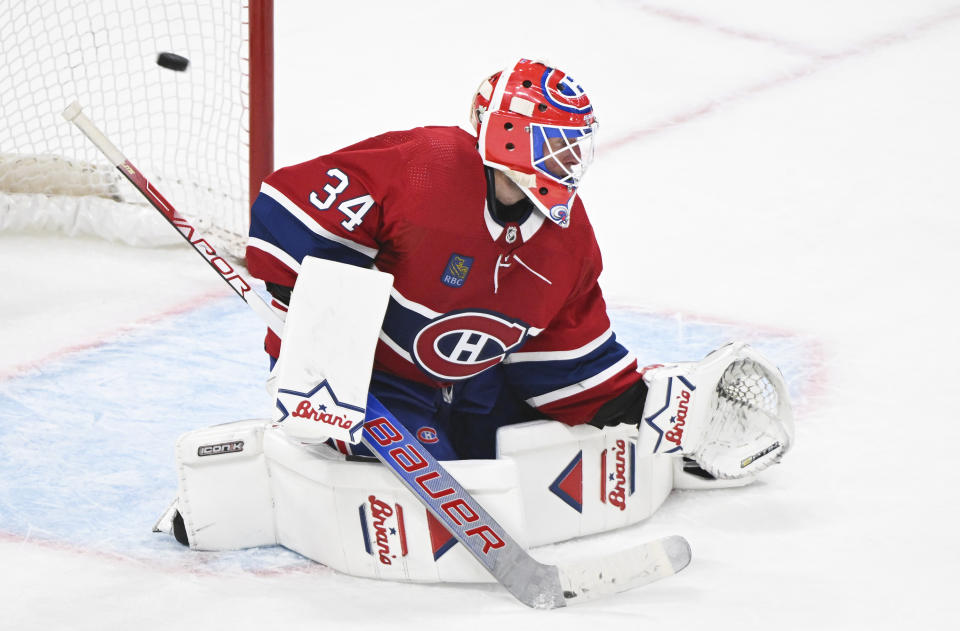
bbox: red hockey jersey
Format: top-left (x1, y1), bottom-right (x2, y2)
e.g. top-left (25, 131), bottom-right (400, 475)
top-left (246, 125), bottom-right (641, 425)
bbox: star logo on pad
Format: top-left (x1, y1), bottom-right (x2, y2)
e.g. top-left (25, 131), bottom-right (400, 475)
top-left (275, 380), bottom-right (366, 443)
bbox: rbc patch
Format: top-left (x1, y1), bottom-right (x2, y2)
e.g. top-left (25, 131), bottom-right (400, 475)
top-left (441, 254), bottom-right (473, 288)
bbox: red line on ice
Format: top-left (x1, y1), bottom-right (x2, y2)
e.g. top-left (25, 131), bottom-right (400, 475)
top-left (636, 4), bottom-right (827, 58)
top-left (607, 6), bottom-right (960, 151)
top-left (0, 289), bottom-right (229, 382)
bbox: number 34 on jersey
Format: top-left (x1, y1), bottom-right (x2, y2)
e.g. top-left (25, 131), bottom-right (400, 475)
top-left (308, 168), bottom-right (374, 232)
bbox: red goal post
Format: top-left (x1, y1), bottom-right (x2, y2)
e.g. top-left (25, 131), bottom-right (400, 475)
top-left (0, 0), bottom-right (274, 260)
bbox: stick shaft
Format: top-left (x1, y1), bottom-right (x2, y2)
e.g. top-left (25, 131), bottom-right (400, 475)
top-left (61, 102), bottom-right (284, 336)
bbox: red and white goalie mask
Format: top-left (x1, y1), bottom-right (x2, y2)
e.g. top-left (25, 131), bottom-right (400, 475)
top-left (471, 58), bottom-right (598, 228)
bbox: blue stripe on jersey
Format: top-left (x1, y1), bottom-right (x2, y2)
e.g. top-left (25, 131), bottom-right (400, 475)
top-left (503, 334), bottom-right (631, 399)
top-left (380, 296), bottom-right (432, 354)
top-left (250, 193), bottom-right (375, 268)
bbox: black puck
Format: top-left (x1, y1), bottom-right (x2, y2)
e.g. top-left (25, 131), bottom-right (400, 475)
top-left (157, 52), bottom-right (189, 72)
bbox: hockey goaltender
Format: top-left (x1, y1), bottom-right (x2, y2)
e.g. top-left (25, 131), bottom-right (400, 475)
top-left (153, 58), bottom-right (794, 598)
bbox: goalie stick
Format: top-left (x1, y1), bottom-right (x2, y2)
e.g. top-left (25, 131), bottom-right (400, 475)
top-left (63, 101), bottom-right (692, 608)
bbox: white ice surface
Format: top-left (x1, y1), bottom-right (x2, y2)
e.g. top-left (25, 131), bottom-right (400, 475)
top-left (2, 1), bottom-right (959, 629)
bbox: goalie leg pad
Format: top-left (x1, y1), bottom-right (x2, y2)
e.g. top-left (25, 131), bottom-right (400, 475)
top-left (169, 420), bottom-right (525, 582)
top-left (168, 419), bottom-right (738, 582)
top-left (174, 419), bottom-right (277, 550)
top-left (496, 421), bottom-right (675, 547)
top-left (262, 424), bottom-right (526, 583)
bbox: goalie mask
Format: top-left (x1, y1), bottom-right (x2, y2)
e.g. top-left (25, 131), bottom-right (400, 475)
top-left (470, 59), bottom-right (598, 228)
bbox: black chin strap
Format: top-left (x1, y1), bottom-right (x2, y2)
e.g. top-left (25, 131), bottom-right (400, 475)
top-left (484, 167), bottom-right (534, 224)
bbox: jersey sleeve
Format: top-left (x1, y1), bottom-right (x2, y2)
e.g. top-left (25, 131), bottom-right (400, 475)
top-left (502, 250), bottom-right (642, 426)
top-left (246, 138), bottom-right (404, 358)
top-left (247, 158), bottom-right (386, 286)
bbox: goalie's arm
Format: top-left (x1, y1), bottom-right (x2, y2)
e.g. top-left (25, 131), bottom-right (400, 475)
top-left (504, 273), bottom-right (645, 426)
top-left (587, 380), bottom-right (648, 429)
top-left (265, 282), bottom-right (292, 307)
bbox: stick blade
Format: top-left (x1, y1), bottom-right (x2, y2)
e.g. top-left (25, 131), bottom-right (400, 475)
top-left (558, 535), bottom-right (691, 603)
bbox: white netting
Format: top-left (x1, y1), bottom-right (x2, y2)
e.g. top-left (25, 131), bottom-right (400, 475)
top-left (696, 357), bottom-right (794, 478)
top-left (716, 358), bottom-right (783, 418)
top-left (0, 0), bottom-right (254, 257)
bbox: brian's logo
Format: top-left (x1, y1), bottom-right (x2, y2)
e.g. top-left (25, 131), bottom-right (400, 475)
top-left (666, 389), bottom-right (692, 446)
top-left (359, 496), bottom-right (407, 566)
top-left (605, 440), bottom-right (629, 511)
top-left (601, 439), bottom-right (635, 511)
top-left (291, 400), bottom-right (354, 429)
top-left (275, 379), bottom-right (366, 442)
top-left (441, 254), bottom-right (473, 288)
top-left (412, 310), bottom-right (529, 380)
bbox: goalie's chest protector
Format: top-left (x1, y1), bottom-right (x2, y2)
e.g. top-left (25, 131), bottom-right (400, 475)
top-left (358, 128), bottom-right (605, 383)
top-left (376, 204), bottom-right (594, 386)
top-left (371, 140), bottom-right (599, 387)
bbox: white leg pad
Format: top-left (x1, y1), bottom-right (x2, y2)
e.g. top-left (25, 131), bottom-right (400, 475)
top-left (496, 421), bottom-right (675, 547)
top-left (171, 419), bottom-right (731, 582)
top-left (262, 427), bottom-right (524, 583)
top-left (175, 419), bottom-right (277, 550)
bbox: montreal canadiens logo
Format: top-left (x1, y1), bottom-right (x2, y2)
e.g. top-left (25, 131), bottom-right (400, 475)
top-left (541, 68), bottom-right (592, 114)
top-left (417, 427), bottom-right (439, 444)
top-left (413, 311), bottom-right (529, 381)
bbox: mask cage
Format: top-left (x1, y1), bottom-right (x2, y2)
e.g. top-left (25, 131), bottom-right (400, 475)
top-left (530, 123), bottom-right (597, 187)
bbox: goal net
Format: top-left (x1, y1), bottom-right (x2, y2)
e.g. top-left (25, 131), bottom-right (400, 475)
top-left (0, 0), bottom-right (273, 259)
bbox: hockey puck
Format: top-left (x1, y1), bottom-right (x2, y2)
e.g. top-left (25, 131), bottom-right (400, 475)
top-left (157, 52), bottom-right (189, 71)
